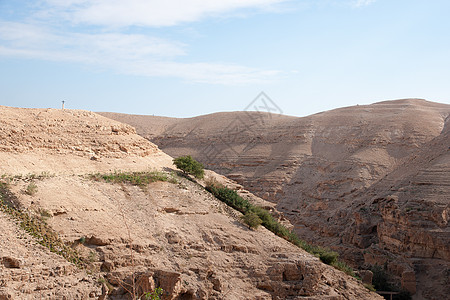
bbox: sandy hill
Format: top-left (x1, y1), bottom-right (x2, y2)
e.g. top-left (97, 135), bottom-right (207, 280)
top-left (0, 106), bottom-right (380, 299)
top-left (0, 106), bottom-right (173, 175)
top-left (100, 98), bottom-right (450, 299)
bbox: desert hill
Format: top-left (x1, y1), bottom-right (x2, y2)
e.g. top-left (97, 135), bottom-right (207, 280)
top-left (0, 106), bottom-right (173, 175)
top-left (0, 105), bottom-right (380, 299)
top-left (100, 98), bottom-right (450, 299)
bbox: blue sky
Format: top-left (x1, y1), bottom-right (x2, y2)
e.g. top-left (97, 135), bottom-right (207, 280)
top-left (0, 0), bottom-right (449, 117)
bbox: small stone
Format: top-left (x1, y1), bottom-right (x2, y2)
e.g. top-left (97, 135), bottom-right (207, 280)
top-left (165, 232), bottom-right (181, 244)
top-left (1, 257), bottom-right (21, 269)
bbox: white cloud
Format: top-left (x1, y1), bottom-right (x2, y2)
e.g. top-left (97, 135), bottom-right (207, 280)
top-left (0, 1), bottom-right (288, 84)
top-left (353, 0), bottom-right (376, 7)
top-left (0, 21), bottom-right (280, 84)
top-left (0, 22), bottom-right (185, 58)
top-left (41, 0), bottom-right (288, 27)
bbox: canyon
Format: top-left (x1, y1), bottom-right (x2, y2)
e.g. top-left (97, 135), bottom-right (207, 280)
top-left (101, 98), bottom-right (450, 299)
top-left (0, 106), bottom-right (380, 299)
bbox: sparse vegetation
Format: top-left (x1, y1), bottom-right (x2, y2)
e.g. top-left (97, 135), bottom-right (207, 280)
top-left (0, 181), bottom-right (85, 267)
top-left (88, 250), bottom-right (97, 263)
top-left (38, 208), bottom-right (52, 218)
top-left (78, 236), bottom-right (86, 245)
top-left (89, 170), bottom-right (177, 189)
top-left (2, 172), bottom-right (53, 183)
top-left (331, 260), bottom-right (354, 276)
top-left (205, 182), bottom-right (354, 275)
top-left (364, 283), bottom-right (376, 292)
top-left (173, 155), bottom-right (204, 179)
top-left (143, 287), bottom-right (164, 300)
top-left (25, 182), bottom-right (38, 195)
top-left (98, 277), bottom-right (114, 293)
top-left (37, 208), bottom-right (52, 223)
top-left (242, 211), bottom-right (263, 229)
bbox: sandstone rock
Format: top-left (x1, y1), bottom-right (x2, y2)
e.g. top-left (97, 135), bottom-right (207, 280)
top-left (154, 270), bottom-right (182, 299)
top-left (282, 263), bottom-right (302, 281)
top-left (135, 273), bottom-right (156, 297)
top-left (1, 257), bottom-right (21, 269)
top-left (165, 231), bottom-right (181, 244)
top-left (210, 276), bottom-right (222, 292)
top-left (358, 270), bottom-right (373, 285)
top-left (401, 270), bottom-right (416, 294)
top-left (0, 288), bottom-right (13, 300)
top-left (86, 235), bottom-right (110, 246)
top-left (100, 261), bottom-right (114, 272)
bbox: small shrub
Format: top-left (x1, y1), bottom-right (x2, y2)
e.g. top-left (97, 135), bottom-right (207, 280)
top-left (144, 287), bottom-right (164, 300)
top-left (173, 156), bottom-right (204, 179)
top-left (242, 212), bottom-right (263, 229)
top-left (206, 185), bottom-right (251, 213)
top-left (25, 182), bottom-right (38, 196)
top-left (88, 250), bottom-right (97, 263)
top-left (98, 277), bottom-right (114, 292)
top-left (317, 249), bottom-right (339, 265)
top-left (78, 236), bottom-right (86, 244)
top-left (37, 208), bottom-right (52, 223)
top-left (168, 172), bottom-right (178, 184)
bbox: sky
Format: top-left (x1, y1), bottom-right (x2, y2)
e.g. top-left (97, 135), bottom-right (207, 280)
top-left (0, 0), bottom-right (449, 118)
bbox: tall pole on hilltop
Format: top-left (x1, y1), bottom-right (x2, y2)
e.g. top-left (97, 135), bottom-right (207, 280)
top-left (62, 100), bottom-right (65, 110)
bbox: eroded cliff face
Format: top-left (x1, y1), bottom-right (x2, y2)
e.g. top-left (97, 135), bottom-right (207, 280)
top-left (0, 106), bottom-right (379, 299)
top-left (100, 99), bottom-right (450, 299)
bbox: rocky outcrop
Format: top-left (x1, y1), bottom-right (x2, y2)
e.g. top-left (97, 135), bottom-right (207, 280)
top-left (0, 105), bottom-right (173, 175)
top-left (0, 106), bottom-right (155, 157)
top-left (100, 99), bottom-right (450, 299)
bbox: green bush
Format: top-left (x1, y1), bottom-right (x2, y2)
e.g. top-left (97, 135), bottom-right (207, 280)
top-left (317, 249), bottom-right (339, 265)
top-left (206, 185), bottom-right (251, 213)
top-left (173, 156), bottom-right (204, 179)
top-left (205, 183), bottom-right (356, 276)
top-left (144, 287), bottom-right (164, 300)
top-left (242, 212), bottom-right (263, 229)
